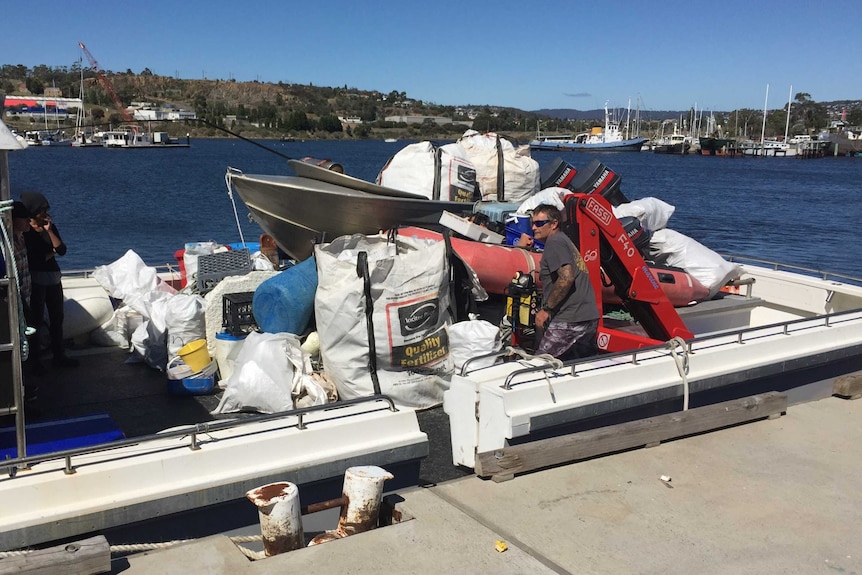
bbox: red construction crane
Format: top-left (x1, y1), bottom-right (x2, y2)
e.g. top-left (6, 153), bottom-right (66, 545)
top-left (78, 41), bottom-right (134, 123)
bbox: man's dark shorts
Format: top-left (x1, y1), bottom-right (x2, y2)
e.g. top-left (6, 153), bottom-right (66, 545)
top-left (536, 319), bottom-right (599, 359)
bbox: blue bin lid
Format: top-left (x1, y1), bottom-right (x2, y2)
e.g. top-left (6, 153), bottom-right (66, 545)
top-left (215, 331), bottom-right (247, 341)
top-left (228, 241), bottom-right (261, 252)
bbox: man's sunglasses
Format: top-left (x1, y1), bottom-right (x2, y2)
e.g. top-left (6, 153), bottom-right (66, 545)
top-left (531, 219), bottom-right (552, 228)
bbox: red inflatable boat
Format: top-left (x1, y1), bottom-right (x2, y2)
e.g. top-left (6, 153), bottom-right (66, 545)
top-left (400, 226), bottom-right (709, 307)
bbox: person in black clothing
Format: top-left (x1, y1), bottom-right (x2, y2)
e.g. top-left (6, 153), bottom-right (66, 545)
top-left (21, 192), bottom-right (79, 373)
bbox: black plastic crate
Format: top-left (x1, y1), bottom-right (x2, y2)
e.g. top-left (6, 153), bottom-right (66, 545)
top-left (222, 291), bottom-right (257, 336)
top-left (197, 249), bottom-right (252, 293)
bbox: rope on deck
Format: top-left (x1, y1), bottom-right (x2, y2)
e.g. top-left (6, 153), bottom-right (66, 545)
top-left (0, 534), bottom-right (267, 560)
top-left (666, 337), bottom-right (691, 410)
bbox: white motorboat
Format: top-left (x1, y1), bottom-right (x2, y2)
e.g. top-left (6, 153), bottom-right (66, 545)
top-left (0, 396), bottom-right (427, 551)
top-left (652, 121), bottom-right (691, 154)
top-left (740, 139), bottom-right (796, 157)
top-left (4, 143), bottom-right (862, 557)
top-left (101, 124), bottom-right (190, 148)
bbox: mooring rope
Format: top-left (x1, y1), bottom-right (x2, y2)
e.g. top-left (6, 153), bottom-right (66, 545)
top-left (501, 345), bottom-right (563, 368)
top-left (111, 534), bottom-right (268, 561)
top-left (223, 170), bottom-right (246, 246)
top-left (0, 534), bottom-right (267, 561)
top-left (666, 336), bottom-right (691, 410)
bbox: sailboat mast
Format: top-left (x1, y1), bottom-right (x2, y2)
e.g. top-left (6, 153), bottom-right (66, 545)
top-left (760, 84), bottom-right (769, 157)
top-left (784, 85), bottom-right (792, 143)
top-left (692, 103), bottom-right (697, 139)
top-left (625, 98), bottom-right (631, 140)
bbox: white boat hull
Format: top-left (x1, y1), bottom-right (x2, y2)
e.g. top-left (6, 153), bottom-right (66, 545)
top-left (445, 263), bottom-right (862, 467)
top-left (0, 398), bottom-right (427, 551)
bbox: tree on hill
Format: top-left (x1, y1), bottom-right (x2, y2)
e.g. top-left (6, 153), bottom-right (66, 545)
top-left (25, 77), bottom-right (44, 95)
top-left (733, 108), bottom-right (761, 138)
top-left (285, 110), bottom-right (312, 132)
top-left (317, 114), bottom-right (343, 133)
top-left (793, 93), bottom-right (827, 133)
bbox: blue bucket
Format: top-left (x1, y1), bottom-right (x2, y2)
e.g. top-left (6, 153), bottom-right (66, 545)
top-left (167, 375), bottom-right (216, 396)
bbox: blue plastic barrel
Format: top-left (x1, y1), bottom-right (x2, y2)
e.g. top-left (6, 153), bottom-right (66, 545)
top-left (252, 257), bottom-right (318, 335)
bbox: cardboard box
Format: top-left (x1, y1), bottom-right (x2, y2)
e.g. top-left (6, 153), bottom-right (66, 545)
top-left (439, 211), bottom-right (505, 244)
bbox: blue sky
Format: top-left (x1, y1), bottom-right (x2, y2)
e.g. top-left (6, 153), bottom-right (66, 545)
top-left (3, 0), bottom-right (859, 113)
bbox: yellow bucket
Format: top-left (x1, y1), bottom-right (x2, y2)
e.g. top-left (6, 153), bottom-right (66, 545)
top-left (178, 339), bottom-right (211, 373)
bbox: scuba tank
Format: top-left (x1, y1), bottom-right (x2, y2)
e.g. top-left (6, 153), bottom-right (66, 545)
top-left (505, 271), bottom-right (539, 351)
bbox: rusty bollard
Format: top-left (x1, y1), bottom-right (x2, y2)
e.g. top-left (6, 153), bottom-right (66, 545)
top-left (337, 466), bottom-right (394, 536)
top-left (246, 482), bottom-right (304, 556)
top-left (308, 465), bottom-right (394, 546)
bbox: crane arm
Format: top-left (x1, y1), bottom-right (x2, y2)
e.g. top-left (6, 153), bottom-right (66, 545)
top-left (78, 42), bottom-right (134, 123)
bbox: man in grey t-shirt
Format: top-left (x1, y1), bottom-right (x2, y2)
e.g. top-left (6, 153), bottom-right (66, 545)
top-left (530, 204), bottom-right (600, 359)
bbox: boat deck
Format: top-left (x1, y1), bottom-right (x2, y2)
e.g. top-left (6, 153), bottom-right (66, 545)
top-left (1, 345), bottom-right (469, 486)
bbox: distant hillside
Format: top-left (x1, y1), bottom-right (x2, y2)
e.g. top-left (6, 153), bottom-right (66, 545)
top-left (0, 64), bottom-right (544, 140)
top-left (2, 62), bottom-right (858, 139)
top-left (534, 108), bottom-right (696, 121)
top-left (536, 100), bottom-right (862, 122)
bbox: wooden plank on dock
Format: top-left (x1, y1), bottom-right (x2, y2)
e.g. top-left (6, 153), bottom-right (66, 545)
top-left (0, 535), bottom-right (110, 575)
top-left (475, 392), bottom-right (787, 481)
top-left (833, 374), bottom-right (862, 400)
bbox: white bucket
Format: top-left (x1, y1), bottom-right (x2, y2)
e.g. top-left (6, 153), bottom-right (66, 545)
top-left (215, 331), bottom-right (247, 385)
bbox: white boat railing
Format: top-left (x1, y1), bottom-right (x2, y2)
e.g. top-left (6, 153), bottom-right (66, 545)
top-left (0, 394), bottom-right (399, 478)
top-left (460, 305), bottom-right (862, 390)
top-left (724, 254), bottom-right (862, 285)
top-left (62, 261), bottom-right (182, 280)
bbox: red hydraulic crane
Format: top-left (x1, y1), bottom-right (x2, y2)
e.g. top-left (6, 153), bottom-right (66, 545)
top-left (78, 41), bottom-right (134, 123)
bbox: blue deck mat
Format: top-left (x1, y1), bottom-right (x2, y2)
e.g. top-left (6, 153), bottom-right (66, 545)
top-left (0, 413), bottom-right (125, 460)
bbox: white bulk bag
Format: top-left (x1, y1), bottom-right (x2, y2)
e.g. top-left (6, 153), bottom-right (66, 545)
top-left (649, 228), bottom-right (742, 298)
top-left (376, 141), bottom-right (477, 201)
top-left (315, 233), bottom-right (454, 409)
top-left (92, 249), bottom-right (158, 301)
top-left (458, 130), bottom-right (540, 203)
top-left (613, 197), bottom-right (676, 232)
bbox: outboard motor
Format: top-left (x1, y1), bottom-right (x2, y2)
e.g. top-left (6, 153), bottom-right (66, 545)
top-left (543, 158), bottom-right (629, 207)
top-left (540, 157), bottom-right (579, 190)
top-left (618, 216), bottom-right (652, 257)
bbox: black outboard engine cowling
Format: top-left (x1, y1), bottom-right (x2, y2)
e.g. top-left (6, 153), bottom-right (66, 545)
top-left (618, 216), bottom-right (652, 256)
top-left (540, 157), bottom-right (579, 190)
top-left (546, 159), bottom-right (629, 207)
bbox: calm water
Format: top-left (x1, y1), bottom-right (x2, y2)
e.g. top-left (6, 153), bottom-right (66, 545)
top-left (7, 140), bottom-right (862, 277)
